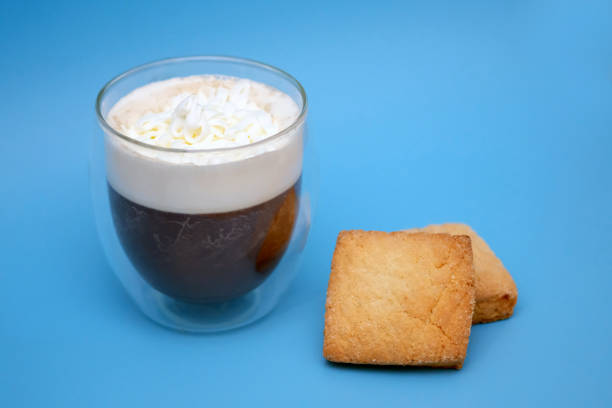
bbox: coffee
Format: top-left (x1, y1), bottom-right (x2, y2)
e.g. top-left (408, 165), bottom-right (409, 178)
top-left (106, 75), bottom-right (303, 303)
top-left (109, 182), bottom-right (299, 302)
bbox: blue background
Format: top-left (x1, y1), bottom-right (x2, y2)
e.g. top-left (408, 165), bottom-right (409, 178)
top-left (1, 0), bottom-right (611, 406)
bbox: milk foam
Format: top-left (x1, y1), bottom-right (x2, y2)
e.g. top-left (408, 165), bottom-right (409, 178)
top-left (105, 75), bottom-right (304, 214)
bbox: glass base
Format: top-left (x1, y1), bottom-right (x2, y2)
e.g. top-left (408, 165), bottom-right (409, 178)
top-left (145, 290), bottom-right (262, 332)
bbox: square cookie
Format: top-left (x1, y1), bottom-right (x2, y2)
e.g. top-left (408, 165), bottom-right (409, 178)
top-left (323, 231), bottom-right (475, 369)
top-left (405, 224), bottom-right (517, 324)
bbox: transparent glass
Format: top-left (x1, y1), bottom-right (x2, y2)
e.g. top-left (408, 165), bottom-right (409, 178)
top-left (91, 56), bottom-right (315, 332)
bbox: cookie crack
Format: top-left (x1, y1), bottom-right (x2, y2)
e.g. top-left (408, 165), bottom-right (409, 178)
top-left (427, 286), bottom-right (446, 324)
top-left (401, 313), bottom-right (454, 345)
top-left (425, 282), bottom-right (460, 345)
top-left (431, 321), bottom-right (454, 344)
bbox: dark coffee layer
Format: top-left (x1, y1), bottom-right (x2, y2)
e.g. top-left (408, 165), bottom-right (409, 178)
top-left (109, 182), bottom-right (299, 303)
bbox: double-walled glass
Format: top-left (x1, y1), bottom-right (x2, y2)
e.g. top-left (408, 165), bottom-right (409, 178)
top-left (91, 56), bottom-right (314, 332)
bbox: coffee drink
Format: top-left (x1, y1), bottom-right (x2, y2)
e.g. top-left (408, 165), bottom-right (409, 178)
top-left (106, 75), bottom-right (302, 303)
top-left (108, 182), bottom-right (299, 302)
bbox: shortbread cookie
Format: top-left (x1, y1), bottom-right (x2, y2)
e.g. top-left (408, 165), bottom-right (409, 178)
top-left (323, 231), bottom-right (476, 369)
top-left (405, 224), bottom-right (517, 324)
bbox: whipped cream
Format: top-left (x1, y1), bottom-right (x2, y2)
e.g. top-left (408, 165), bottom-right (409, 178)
top-left (104, 75), bottom-right (305, 214)
top-left (110, 75), bottom-right (298, 150)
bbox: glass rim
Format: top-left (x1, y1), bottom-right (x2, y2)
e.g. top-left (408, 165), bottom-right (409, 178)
top-left (95, 55), bottom-right (308, 154)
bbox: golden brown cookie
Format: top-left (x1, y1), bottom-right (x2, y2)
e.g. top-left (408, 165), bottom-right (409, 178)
top-left (323, 231), bottom-right (476, 369)
top-left (405, 223), bottom-right (517, 324)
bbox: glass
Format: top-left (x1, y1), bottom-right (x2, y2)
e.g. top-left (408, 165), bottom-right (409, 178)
top-left (91, 56), bottom-right (315, 332)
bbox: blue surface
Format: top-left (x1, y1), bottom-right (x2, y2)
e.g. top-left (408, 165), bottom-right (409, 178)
top-left (1, 0), bottom-right (611, 406)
